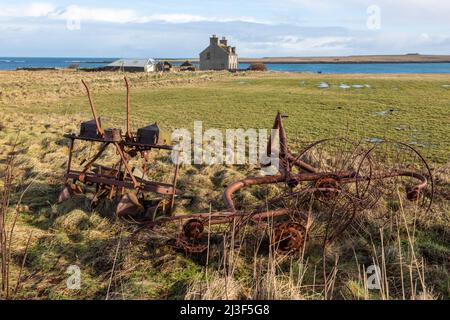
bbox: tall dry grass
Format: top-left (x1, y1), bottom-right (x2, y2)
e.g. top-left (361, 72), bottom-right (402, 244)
top-left (183, 190), bottom-right (438, 300)
top-left (0, 140), bottom-right (36, 299)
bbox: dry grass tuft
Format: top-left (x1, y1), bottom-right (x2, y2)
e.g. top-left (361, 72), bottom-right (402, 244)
top-left (186, 272), bottom-right (247, 300)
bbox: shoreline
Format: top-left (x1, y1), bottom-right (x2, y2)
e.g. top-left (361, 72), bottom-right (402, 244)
top-left (166, 54), bottom-right (450, 64)
top-left (239, 60), bottom-right (450, 64)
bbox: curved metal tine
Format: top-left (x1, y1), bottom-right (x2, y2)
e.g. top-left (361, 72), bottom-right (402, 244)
top-left (359, 141), bottom-right (433, 220)
top-left (80, 142), bottom-right (109, 175)
top-left (355, 147), bottom-right (375, 199)
top-left (124, 77), bottom-right (133, 140)
top-left (339, 139), bottom-right (364, 177)
top-left (327, 207), bottom-right (357, 243)
top-left (364, 144), bottom-right (392, 204)
top-left (323, 138), bottom-right (357, 177)
top-left (113, 142), bottom-right (139, 189)
top-left (322, 193), bottom-right (355, 244)
top-left (393, 141), bottom-right (434, 213)
top-left (333, 138), bottom-right (347, 175)
top-left (289, 139), bottom-right (329, 172)
top-left (81, 79), bottom-right (104, 137)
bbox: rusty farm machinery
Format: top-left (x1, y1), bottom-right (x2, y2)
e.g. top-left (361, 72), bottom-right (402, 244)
top-left (58, 78), bottom-right (434, 254)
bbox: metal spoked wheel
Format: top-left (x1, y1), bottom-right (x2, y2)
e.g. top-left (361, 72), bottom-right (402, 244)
top-left (271, 222), bottom-right (307, 254)
top-left (355, 140), bottom-right (434, 223)
top-left (286, 138), bottom-right (370, 244)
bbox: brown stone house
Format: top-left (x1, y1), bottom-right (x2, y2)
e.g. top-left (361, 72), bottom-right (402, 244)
top-left (199, 35), bottom-right (238, 71)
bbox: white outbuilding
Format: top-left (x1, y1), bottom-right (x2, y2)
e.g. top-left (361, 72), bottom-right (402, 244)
top-left (107, 58), bottom-right (157, 72)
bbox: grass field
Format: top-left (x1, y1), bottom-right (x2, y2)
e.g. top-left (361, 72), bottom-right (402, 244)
top-left (2, 70), bottom-right (449, 162)
top-left (0, 70), bottom-right (449, 300)
top-left (171, 54), bottom-right (450, 64)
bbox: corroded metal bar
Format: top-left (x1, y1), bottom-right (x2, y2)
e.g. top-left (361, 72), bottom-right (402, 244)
top-left (149, 208), bottom-right (292, 227)
top-left (286, 152), bottom-right (318, 173)
top-left (124, 77), bottom-right (133, 141)
top-left (79, 142), bottom-right (109, 181)
top-left (81, 80), bottom-right (104, 137)
top-left (170, 149), bottom-right (181, 213)
top-left (67, 171), bottom-right (177, 195)
top-left (113, 142), bottom-right (140, 189)
top-left (223, 169), bottom-right (428, 214)
top-left (224, 175), bottom-right (287, 212)
top-left (63, 134), bottom-right (174, 151)
top-left (66, 138), bottom-right (74, 177)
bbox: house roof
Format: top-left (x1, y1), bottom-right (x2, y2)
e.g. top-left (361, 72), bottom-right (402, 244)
top-left (200, 43), bottom-right (237, 57)
top-left (180, 60), bottom-right (193, 67)
top-left (108, 58), bottom-right (156, 67)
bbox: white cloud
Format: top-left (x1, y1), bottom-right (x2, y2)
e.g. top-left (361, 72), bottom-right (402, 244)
top-left (240, 35), bottom-right (354, 56)
top-left (287, 0), bottom-right (450, 12)
top-left (277, 35), bottom-right (353, 49)
top-left (1, 2), bottom-right (55, 17)
top-left (0, 3), bottom-right (262, 24)
top-left (1, 1), bottom-right (450, 57)
top-left (139, 14), bottom-right (261, 24)
top-left (286, 0), bottom-right (334, 11)
top-left (25, 2), bottom-right (55, 17)
top-left (51, 5), bottom-right (138, 23)
top-left (286, 0), bottom-right (450, 25)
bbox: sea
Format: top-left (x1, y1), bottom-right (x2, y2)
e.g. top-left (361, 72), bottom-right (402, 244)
top-left (2, 57), bottom-right (450, 74)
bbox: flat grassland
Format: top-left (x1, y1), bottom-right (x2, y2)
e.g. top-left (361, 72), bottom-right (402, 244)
top-left (2, 70), bottom-right (449, 161)
top-left (173, 54), bottom-right (450, 64)
top-left (0, 70), bottom-right (449, 300)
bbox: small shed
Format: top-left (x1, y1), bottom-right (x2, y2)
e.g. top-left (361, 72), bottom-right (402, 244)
top-left (107, 58), bottom-right (157, 72)
top-left (156, 61), bottom-right (173, 72)
top-left (180, 60), bottom-right (195, 71)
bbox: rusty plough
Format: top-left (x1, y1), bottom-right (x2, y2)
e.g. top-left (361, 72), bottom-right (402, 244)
top-left (58, 78), bottom-right (434, 254)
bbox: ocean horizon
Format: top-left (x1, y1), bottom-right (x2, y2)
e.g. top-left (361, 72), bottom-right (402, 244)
top-left (2, 57), bottom-right (450, 74)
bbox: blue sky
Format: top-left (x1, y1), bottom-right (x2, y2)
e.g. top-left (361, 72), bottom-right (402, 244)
top-left (0, 0), bottom-right (449, 57)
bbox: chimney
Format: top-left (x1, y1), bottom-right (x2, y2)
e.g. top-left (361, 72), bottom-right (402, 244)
top-left (220, 36), bottom-right (228, 46)
top-left (210, 35), bottom-right (219, 45)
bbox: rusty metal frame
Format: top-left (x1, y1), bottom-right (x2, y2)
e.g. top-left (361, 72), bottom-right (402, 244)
top-left (146, 112), bottom-right (433, 252)
top-left (60, 78), bottom-right (180, 217)
top-left (59, 78), bottom-right (434, 254)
